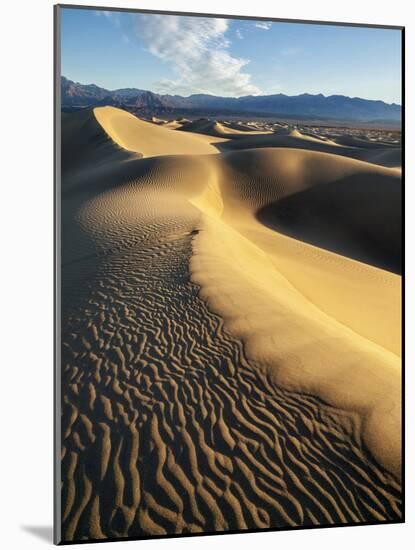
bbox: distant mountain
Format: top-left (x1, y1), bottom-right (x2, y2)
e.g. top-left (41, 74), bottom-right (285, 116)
top-left (61, 76), bottom-right (111, 104)
top-left (61, 76), bottom-right (401, 123)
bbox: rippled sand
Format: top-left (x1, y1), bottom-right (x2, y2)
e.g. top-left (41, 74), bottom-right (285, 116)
top-left (59, 106), bottom-right (402, 542)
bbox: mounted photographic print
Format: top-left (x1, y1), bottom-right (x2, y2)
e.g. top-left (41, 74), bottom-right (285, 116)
top-left (54, 4), bottom-right (404, 544)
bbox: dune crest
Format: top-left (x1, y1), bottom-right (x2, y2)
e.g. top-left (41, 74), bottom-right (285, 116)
top-left (60, 106), bottom-right (402, 541)
top-left (189, 149), bottom-right (401, 478)
top-left (93, 106), bottom-right (226, 157)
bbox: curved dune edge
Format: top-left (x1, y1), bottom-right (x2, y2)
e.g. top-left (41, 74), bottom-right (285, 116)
top-left (93, 106), bottom-right (226, 157)
top-left (84, 106), bottom-right (402, 478)
top-left (60, 108), bottom-right (402, 540)
top-left (189, 175), bottom-right (401, 479)
top-left (216, 148), bottom-right (401, 357)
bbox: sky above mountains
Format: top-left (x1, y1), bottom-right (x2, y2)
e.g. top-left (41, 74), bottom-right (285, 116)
top-left (60, 7), bottom-right (402, 103)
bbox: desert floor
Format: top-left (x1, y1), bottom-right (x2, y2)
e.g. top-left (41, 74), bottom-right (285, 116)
top-left (59, 106), bottom-right (402, 542)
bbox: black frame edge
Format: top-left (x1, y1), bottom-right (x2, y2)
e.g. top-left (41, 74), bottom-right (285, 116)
top-left (54, 3), bottom-right (62, 546)
top-left (56, 3), bottom-right (404, 30)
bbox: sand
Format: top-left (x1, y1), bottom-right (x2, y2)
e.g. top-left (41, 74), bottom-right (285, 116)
top-left (60, 106), bottom-right (402, 542)
top-left (216, 129), bottom-right (402, 168)
top-left (94, 106), bottom-right (226, 157)
top-left (179, 118), bottom-right (273, 139)
top-left (190, 148), bottom-right (401, 477)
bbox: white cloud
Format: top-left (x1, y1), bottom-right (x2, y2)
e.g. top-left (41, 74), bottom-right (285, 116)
top-left (236, 28), bottom-right (243, 39)
top-left (135, 14), bottom-right (261, 97)
top-left (255, 22), bottom-right (272, 30)
top-left (94, 10), bottom-right (121, 28)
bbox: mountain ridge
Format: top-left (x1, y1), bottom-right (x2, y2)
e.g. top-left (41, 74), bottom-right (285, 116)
top-left (61, 76), bottom-right (401, 123)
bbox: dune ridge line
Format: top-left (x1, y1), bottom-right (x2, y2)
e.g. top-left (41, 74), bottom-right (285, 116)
top-left (59, 106), bottom-right (402, 541)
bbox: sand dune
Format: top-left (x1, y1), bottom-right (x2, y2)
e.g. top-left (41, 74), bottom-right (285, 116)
top-left (94, 106), bottom-right (226, 157)
top-left (222, 120), bottom-right (265, 132)
top-left (60, 106), bottom-right (402, 542)
top-left (61, 109), bottom-right (137, 183)
top-left (148, 116), bottom-right (185, 130)
top-left (257, 170), bottom-right (401, 273)
top-left (163, 120), bottom-right (185, 130)
top-left (215, 128), bottom-right (402, 168)
top-left (179, 118), bottom-right (273, 139)
top-left (332, 134), bottom-right (401, 148)
top-left (190, 148), bottom-right (401, 477)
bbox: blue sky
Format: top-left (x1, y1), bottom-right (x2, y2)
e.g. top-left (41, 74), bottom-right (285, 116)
top-left (60, 7), bottom-right (402, 104)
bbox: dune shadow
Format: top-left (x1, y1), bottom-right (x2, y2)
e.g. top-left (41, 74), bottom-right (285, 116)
top-left (256, 172), bottom-right (402, 274)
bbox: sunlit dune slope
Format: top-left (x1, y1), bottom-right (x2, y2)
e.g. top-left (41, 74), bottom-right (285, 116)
top-left (190, 147), bottom-right (401, 478)
top-left (60, 106), bottom-right (402, 540)
top-left (194, 147), bottom-right (401, 356)
top-left (62, 106), bottom-right (402, 486)
top-left (94, 106), bottom-right (226, 157)
top-left (61, 109), bottom-right (216, 267)
top-left (214, 128), bottom-right (402, 168)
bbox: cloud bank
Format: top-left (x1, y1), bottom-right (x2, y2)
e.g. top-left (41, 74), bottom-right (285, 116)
top-left (135, 14), bottom-right (261, 97)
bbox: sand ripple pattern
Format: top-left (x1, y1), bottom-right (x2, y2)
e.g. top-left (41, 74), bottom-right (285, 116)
top-left (61, 201), bottom-right (401, 542)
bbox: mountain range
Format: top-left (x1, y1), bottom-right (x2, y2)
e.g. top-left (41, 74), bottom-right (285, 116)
top-left (61, 76), bottom-right (401, 123)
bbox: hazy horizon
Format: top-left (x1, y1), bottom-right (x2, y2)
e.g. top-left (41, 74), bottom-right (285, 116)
top-left (61, 7), bottom-right (402, 104)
